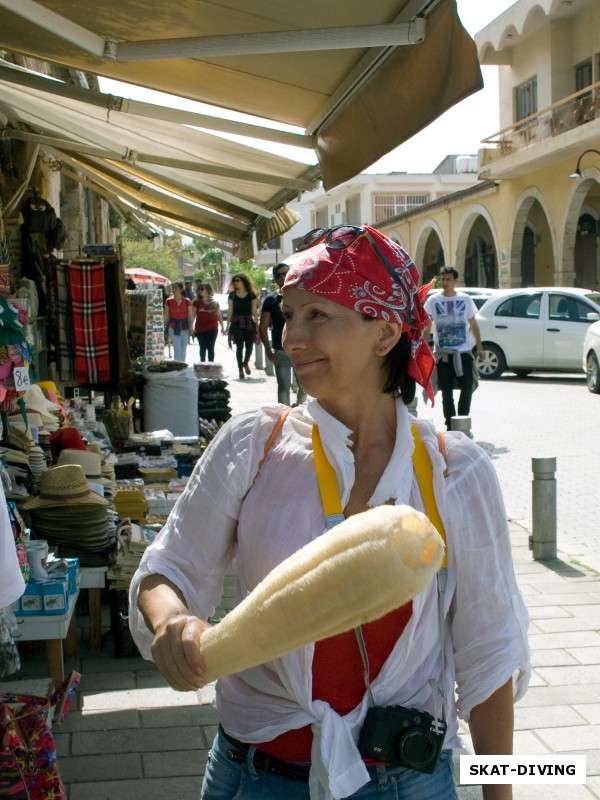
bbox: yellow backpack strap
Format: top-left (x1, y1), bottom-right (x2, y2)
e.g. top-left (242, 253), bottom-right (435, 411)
top-left (312, 425), bottom-right (345, 529)
top-left (411, 423), bottom-right (447, 568)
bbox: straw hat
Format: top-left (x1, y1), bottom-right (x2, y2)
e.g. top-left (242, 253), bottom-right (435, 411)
top-left (20, 464), bottom-right (109, 509)
top-left (57, 449), bottom-right (113, 485)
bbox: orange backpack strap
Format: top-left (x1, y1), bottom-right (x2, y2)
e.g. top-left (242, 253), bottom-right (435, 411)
top-left (245, 407), bottom-right (292, 498)
top-left (436, 431), bottom-right (449, 479)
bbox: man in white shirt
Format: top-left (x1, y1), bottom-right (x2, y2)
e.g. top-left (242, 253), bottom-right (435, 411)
top-left (424, 266), bottom-right (484, 431)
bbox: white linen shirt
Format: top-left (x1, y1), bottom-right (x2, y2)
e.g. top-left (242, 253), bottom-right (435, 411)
top-left (129, 399), bottom-right (530, 800)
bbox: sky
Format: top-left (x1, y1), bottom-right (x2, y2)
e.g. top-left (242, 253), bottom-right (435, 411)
top-left (99, 0), bottom-right (517, 175)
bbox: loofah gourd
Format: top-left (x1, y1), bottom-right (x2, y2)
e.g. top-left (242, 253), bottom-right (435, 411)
top-left (200, 504), bottom-right (444, 682)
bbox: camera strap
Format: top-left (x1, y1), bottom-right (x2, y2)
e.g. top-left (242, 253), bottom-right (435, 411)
top-left (312, 423), bottom-right (448, 721)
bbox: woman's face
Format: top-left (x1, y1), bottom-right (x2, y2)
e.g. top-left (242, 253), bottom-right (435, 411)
top-left (173, 284), bottom-right (182, 298)
top-left (281, 287), bottom-right (399, 405)
top-left (200, 287), bottom-right (208, 300)
top-left (233, 277), bottom-right (243, 291)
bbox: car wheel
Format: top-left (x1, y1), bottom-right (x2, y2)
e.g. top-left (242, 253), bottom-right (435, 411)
top-left (514, 370), bottom-right (532, 378)
top-left (477, 344), bottom-right (506, 380)
top-left (586, 352), bottom-right (600, 394)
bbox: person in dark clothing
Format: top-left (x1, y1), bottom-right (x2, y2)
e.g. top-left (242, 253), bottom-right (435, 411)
top-left (260, 263), bottom-right (306, 406)
top-left (225, 273), bottom-right (259, 380)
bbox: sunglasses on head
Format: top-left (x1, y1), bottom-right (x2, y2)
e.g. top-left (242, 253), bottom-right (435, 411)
top-left (296, 225), bottom-right (400, 285)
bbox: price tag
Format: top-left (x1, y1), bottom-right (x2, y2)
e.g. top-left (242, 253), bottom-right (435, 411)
top-left (13, 366), bottom-right (31, 391)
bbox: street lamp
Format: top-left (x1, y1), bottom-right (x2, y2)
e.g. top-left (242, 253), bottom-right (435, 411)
top-left (569, 148), bottom-right (600, 178)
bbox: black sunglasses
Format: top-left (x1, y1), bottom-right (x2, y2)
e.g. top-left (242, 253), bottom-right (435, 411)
top-left (296, 225), bottom-right (400, 285)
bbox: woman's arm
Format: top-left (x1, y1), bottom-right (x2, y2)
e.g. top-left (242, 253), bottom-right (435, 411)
top-left (469, 678), bottom-right (514, 800)
top-left (251, 297), bottom-right (259, 327)
top-left (188, 303), bottom-right (195, 330)
top-left (138, 573), bottom-right (211, 691)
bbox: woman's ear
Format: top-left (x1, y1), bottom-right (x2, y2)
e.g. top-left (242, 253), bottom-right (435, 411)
top-left (376, 321), bottom-right (402, 357)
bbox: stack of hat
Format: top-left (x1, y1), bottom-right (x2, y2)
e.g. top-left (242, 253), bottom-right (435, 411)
top-left (19, 464), bottom-right (115, 566)
top-left (23, 384), bottom-right (64, 432)
top-left (57, 448), bottom-right (116, 501)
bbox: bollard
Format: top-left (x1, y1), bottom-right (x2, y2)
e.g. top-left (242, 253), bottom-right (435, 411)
top-left (255, 343), bottom-right (265, 370)
top-left (264, 353), bottom-right (275, 376)
top-left (450, 416), bottom-right (471, 437)
top-left (530, 457), bottom-right (557, 560)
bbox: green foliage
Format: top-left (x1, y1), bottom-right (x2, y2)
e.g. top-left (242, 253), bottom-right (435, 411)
top-left (118, 225), bottom-right (181, 282)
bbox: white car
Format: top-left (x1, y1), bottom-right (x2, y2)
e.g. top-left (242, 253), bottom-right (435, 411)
top-left (475, 287), bottom-right (600, 379)
top-left (583, 319), bottom-right (600, 393)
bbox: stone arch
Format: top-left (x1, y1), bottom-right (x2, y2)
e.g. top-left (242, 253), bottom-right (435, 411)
top-left (510, 187), bottom-right (556, 287)
top-left (455, 205), bottom-right (500, 287)
top-left (412, 220), bottom-right (447, 282)
top-left (563, 168), bottom-right (600, 289)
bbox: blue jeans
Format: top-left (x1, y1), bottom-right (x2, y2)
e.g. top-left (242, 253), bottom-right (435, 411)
top-left (273, 349), bottom-right (306, 406)
top-left (172, 330), bottom-right (189, 362)
top-left (201, 728), bottom-right (458, 799)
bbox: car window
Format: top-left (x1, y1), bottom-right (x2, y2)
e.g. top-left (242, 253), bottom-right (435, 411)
top-left (549, 294), bottom-right (595, 323)
top-left (584, 293), bottom-right (600, 309)
top-left (495, 293), bottom-right (541, 319)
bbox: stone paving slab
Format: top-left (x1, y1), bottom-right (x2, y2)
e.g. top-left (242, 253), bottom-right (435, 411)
top-left (69, 776), bottom-right (203, 800)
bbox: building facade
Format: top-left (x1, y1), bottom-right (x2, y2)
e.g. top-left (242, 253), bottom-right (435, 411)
top-left (378, 0), bottom-right (600, 290)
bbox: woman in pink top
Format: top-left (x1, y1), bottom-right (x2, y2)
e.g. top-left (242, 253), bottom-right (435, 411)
top-left (164, 281), bottom-right (194, 362)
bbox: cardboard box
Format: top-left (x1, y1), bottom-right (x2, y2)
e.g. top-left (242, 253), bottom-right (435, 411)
top-left (19, 582), bottom-right (43, 615)
top-left (64, 558), bottom-right (80, 595)
top-left (42, 579), bottom-right (68, 615)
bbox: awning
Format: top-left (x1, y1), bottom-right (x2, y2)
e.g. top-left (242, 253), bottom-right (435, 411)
top-left (0, 64), bottom-right (314, 253)
top-left (0, 0), bottom-right (482, 190)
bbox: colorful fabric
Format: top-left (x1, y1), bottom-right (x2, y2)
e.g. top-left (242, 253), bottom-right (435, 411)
top-left (68, 261), bottom-right (110, 384)
top-left (0, 672), bottom-right (80, 800)
top-left (282, 226), bottom-right (435, 400)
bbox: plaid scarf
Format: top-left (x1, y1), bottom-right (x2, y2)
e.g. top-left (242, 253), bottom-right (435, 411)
top-left (68, 261), bottom-right (110, 384)
top-left (52, 260), bottom-right (75, 381)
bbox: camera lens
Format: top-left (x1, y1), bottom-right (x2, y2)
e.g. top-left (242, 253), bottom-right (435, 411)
top-left (397, 730), bottom-right (436, 769)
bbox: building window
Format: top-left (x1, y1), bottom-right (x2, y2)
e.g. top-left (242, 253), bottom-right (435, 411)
top-left (345, 194), bottom-right (361, 225)
top-left (515, 77), bottom-right (537, 121)
top-left (576, 60), bottom-right (593, 91)
top-left (371, 194), bottom-right (428, 223)
top-left (314, 207), bottom-right (328, 229)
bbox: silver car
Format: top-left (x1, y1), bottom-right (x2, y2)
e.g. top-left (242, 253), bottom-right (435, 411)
top-left (583, 319), bottom-right (600, 393)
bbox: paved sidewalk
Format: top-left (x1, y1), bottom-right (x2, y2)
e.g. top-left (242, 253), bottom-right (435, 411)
top-left (3, 340), bottom-right (599, 798)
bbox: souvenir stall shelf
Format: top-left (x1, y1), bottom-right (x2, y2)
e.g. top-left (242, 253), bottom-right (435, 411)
top-left (126, 287), bottom-right (165, 361)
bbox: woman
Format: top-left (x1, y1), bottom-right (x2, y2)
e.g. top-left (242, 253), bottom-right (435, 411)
top-left (130, 226), bottom-right (529, 800)
top-left (193, 283), bottom-right (225, 363)
top-left (164, 281), bottom-right (194, 362)
top-left (225, 273), bottom-right (259, 379)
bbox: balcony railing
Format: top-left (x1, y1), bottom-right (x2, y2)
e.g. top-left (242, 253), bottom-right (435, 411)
top-left (480, 81), bottom-right (600, 167)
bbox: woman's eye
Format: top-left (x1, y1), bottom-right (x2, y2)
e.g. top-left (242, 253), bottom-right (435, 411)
top-left (309, 309), bottom-right (327, 320)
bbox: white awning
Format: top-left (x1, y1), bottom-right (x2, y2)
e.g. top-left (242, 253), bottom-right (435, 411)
top-left (0, 0), bottom-right (482, 190)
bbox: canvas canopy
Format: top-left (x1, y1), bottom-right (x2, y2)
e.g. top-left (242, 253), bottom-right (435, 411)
top-left (0, 0), bottom-right (482, 252)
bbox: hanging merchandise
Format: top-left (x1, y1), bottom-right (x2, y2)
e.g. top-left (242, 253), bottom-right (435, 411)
top-left (67, 261), bottom-right (110, 384)
top-left (0, 296), bottom-right (34, 420)
top-left (0, 213), bottom-right (11, 295)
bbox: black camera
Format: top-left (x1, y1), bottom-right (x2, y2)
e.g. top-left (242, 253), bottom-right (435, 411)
top-left (357, 705), bottom-right (447, 774)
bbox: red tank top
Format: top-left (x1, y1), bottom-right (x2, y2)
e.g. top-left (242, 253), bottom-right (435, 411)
top-left (257, 601), bottom-right (412, 762)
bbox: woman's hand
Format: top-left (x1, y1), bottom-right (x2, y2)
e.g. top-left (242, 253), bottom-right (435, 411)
top-left (151, 612), bottom-right (212, 692)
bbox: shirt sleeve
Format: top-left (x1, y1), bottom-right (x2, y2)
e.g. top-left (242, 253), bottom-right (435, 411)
top-left (444, 434), bottom-right (530, 720)
top-left (128, 405), bottom-right (286, 659)
top-left (463, 295), bottom-right (478, 319)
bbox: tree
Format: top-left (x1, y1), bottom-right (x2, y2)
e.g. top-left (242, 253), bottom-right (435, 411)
top-left (118, 225), bottom-right (182, 282)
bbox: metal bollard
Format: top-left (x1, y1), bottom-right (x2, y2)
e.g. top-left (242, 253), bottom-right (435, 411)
top-left (450, 416), bottom-right (472, 437)
top-left (530, 457), bottom-right (557, 561)
top-left (255, 343), bottom-right (265, 370)
top-left (264, 352), bottom-right (275, 376)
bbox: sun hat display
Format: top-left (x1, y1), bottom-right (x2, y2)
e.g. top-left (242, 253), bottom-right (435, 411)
top-left (23, 384), bottom-right (63, 431)
top-left (20, 464), bottom-right (109, 510)
top-left (57, 448), bottom-right (113, 485)
top-left (48, 427), bottom-right (87, 459)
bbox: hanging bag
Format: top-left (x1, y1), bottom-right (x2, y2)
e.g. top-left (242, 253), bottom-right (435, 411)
top-left (0, 671), bottom-right (80, 800)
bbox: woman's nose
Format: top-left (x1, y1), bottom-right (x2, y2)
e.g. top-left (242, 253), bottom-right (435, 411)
top-left (282, 319), bottom-right (306, 351)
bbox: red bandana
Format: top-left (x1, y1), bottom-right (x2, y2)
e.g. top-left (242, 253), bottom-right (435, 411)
top-left (282, 226), bottom-right (434, 401)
